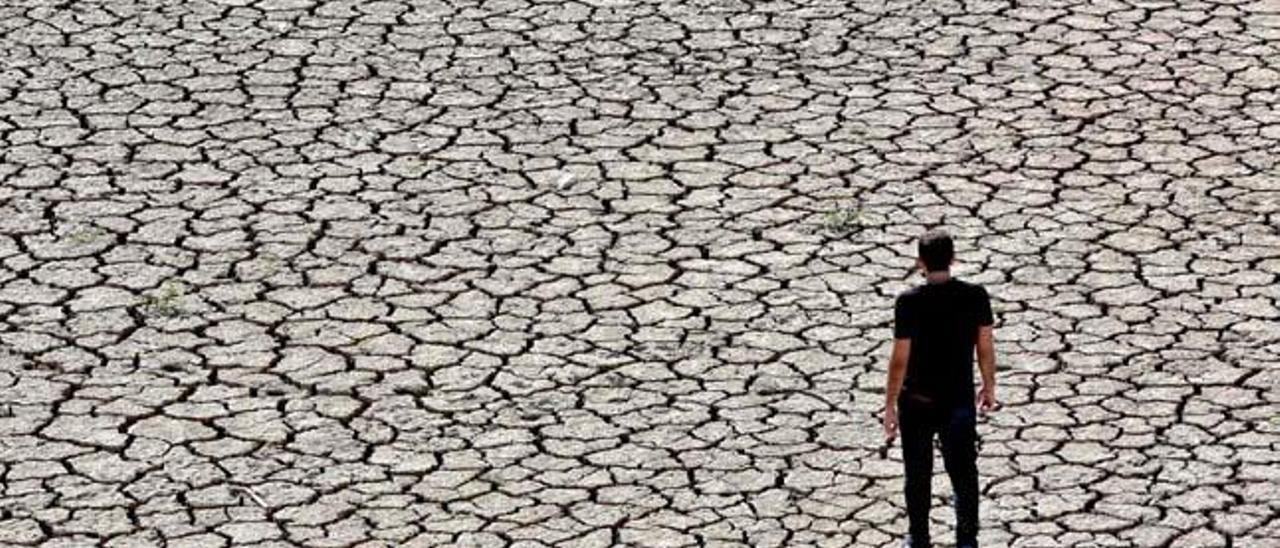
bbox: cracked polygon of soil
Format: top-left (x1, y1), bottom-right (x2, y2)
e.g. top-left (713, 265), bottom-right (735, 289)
top-left (0, 0), bottom-right (1278, 547)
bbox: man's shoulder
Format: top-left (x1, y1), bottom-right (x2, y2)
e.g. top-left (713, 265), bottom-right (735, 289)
top-left (953, 278), bottom-right (989, 295)
top-left (897, 285), bottom-right (923, 301)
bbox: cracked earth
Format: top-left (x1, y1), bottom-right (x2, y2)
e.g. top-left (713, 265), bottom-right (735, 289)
top-left (0, 0), bottom-right (1278, 546)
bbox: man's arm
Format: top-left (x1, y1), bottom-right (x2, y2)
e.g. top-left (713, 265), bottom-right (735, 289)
top-left (885, 338), bottom-right (910, 409)
top-left (883, 336), bottom-right (909, 445)
top-left (886, 294), bottom-right (913, 409)
top-left (883, 293), bottom-right (913, 444)
top-left (976, 324), bottom-right (996, 389)
top-left (975, 286), bottom-right (998, 412)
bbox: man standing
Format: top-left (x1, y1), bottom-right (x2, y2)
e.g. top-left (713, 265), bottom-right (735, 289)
top-left (882, 228), bottom-right (999, 548)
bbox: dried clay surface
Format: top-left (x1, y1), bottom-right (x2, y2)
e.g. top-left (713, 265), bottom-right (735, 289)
top-left (0, 0), bottom-right (1278, 547)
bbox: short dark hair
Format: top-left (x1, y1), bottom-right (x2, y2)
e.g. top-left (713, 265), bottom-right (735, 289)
top-left (918, 228), bottom-right (954, 272)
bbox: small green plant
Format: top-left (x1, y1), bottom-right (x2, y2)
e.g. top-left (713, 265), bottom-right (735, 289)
top-left (64, 225), bottom-right (107, 245)
top-left (818, 199), bottom-right (864, 235)
top-left (141, 280), bottom-right (187, 318)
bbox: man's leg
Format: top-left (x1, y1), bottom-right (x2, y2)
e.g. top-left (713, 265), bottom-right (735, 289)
top-left (939, 403), bottom-right (979, 547)
top-left (898, 396), bottom-right (935, 548)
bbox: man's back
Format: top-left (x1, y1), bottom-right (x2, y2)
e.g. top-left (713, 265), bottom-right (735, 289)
top-left (894, 277), bottom-right (994, 407)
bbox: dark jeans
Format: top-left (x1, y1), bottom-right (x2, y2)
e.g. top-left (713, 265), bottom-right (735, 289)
top-left (898, 392), bottom-right (979, 548)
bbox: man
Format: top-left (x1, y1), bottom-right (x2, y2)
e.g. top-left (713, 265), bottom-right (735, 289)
top-left (883, 228), bottom-right (999, 548)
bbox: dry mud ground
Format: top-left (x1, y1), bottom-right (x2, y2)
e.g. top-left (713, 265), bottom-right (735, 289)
top-left (0, 0), bottom-right (1278, 547)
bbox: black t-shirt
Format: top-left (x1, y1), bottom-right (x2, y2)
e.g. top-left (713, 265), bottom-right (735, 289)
top-left (894, 277), bottom-right (994, 407)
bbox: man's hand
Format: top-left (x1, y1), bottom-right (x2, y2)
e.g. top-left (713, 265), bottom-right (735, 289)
top-left (976, 384), bottom-right (998, 415)
top-left (883, 405), bottom-right (898, 443)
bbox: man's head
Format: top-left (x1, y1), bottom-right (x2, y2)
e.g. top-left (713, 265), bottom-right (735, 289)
top-left (916, 228), bottom-right (954, 273)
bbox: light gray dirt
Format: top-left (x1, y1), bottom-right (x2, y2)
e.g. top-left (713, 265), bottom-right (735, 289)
top-left (0, 1), bottom-right (1277, 547)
